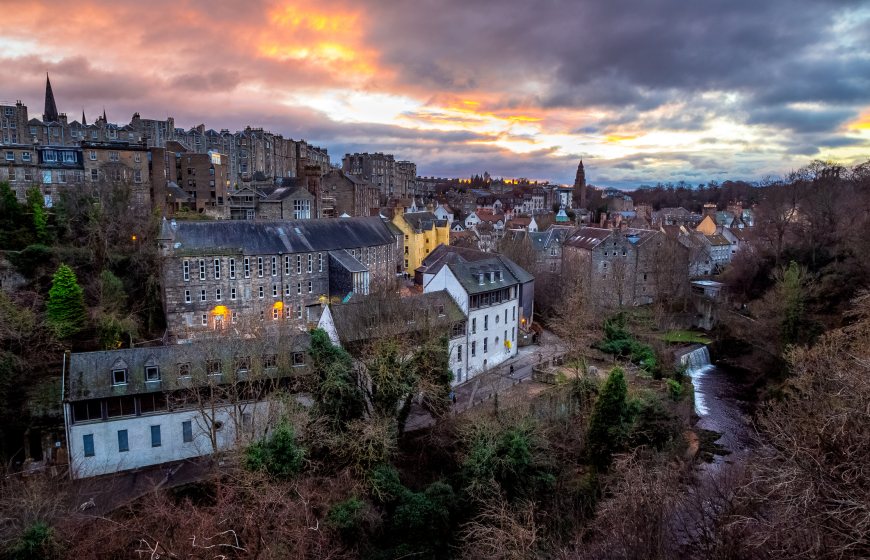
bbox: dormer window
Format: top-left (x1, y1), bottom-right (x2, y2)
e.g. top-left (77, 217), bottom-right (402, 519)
top-left (145, 365), bottom-right (160, 382)
top-left (112, 368), bottom-right (128, 385)
top-left (479, 273), bottom-right (484, 285)
top-left (498, 271), bottom-right (504, 281)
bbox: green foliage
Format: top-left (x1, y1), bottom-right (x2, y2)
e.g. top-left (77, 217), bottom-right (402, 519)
top-left (244, 422), bottom-right (305, 478)
top-left (660, 330), bottom-right (711, 345)
top-left (8, 244), bottom-right (55, 278)
top-left (367, 463), bottom-right (406, 503)
top-left (6, 521), bottom-right (62, 560)
top-left (778, 260), bottom-right (808, 346)
top-left (666, 379), bottom-right (684, 401)
top-left (412, 335), bottom-right (453, 417)
top-left (598, 314), bottom-right (660, 374)
top-left (627, 390), bottom-right (681, 450)
top-left (25, 187), bottom-right (49, 244)
top-left (45, 264), bottom-right (86, 339)
top-left (98, 269), bottom-right (127, 313)
top-left (95, 313), bottom-right (138, 350)
top-left (326, 496), bottom-right (365, 539)
top-left (366, 338), bottom-right (415, 419)
top-left (587, 367), bottom-right (630, 468)
top-left (309, 328), bottom-right (365, 429)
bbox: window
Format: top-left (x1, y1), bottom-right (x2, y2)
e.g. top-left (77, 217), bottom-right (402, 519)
top-left (257, 257), bottom-right (264, 277)
top-left (307, 254), bottom-right (312, 273)
top-left (216, 288), bottom-right (222, 301)
top-left (244, 257), bottom-right (250, 278)
top-left (272, 285), bottom-right (278, 297)
top-left (230, 287), bottom-right (236, 300)
top-left (258, 286), bottom-right (264, 299)
top-left (471, 341), bottom-right (476, 357)
top-left (232, 311), bottom-right (237, 323)
top-left (200, 289), bottom-right (206, 302)
top-left (184, 289), bottom-right (191, 303)
top-left (183, 260), bottom-right (190, 281)
top-left (201, 314), bottom-right (208, 326)
top-left (235, 356), bottom-right (251, 373)
top-left (83, 434), bottom-right (95, 457)
top-left (109, 151), bottom-right (119, 162)
top-left (472, 318), bottom-right (476, 334)
top-left (229, 258), bottom-right (236, 279)
top-left (457, 345), bottom-right (462, 362)
top-left (484, 338), bottom-right (489, 353)
top-left (146, 425), bottom-right (161, 448)
top-left (43, 150), bottom-right (57, 162)
top-left (296, 303), bottom-right (303, 320)
top-left (484, 316), bottom-right (488, 331)
top-left (268, 256), bottom-right (276, 276)
top-left (90, 169), bottom-right (98, 182)
top-left (134, 153), bottom-right (142, 163)
top-left (182, 421), bottom-right (193, 443)
top-left (512, 306), bottom-right (516, 321)
top-left (117, 430), bottom-right (129, 452)
top-left (112, 368), bottom-right (127, 385)
top-left (177, 362), bottom-right (191, 378)
top-left (207, 359), bottom-right (222, 375)
top-left (505, 309), bottom-right (508, 323)
top-left (495, 314), bottom-right (500, 324)
top-left (4, 151), bottom-right (12, 161)
top-left (21, 151), bottom-right (31, 162)
top-left (262, 354), bottom-right (277, 369)
top-left (133, 170), bottom-right (142, 183)
top-left (145, 366), bottom-right (160, 382)
top-left (199, 259), bottom-right (206, 280)
top-left (296, 255), bottom-right (301, 274)
top-left (284, 255), bottom-right (291, 276)
top-left (272, 307), bottom-right (279, 320)
top-left (319, 253), bottom-right (323, 272)
top-left (214, 258), bottom-right (221, 279)
top-left (307, 281), bottom-right (312, 293)
top-left (297, 282), bottom-right (302, 295)
top-left (292, 352), bottom-right (305, 366)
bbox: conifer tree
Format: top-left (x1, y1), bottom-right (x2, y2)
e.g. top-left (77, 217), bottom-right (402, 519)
top-left (25, 187), bottom-right (48, 243)
top-left (46, 264), bottom-right (86, 339)
top-left (587, 366), bottom-right (629, 469)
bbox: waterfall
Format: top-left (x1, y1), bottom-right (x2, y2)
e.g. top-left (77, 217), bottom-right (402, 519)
top-left (679, 345), bottom-right (713, 415)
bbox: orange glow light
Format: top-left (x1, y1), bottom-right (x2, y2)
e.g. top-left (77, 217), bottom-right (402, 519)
top-left (273, 301), bottom-right (284, 310)
top-left (212, 305), bottom-right (228, 316)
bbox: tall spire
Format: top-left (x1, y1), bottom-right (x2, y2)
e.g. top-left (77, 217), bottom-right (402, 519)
top-left (82, 109), bottom-right (87, 126)
top-left (574, 160), bottom-right (587, 209)
top-left (43, 73), bottom-right (59, 123)
top-left (102, 107), bottom-right (107, 122)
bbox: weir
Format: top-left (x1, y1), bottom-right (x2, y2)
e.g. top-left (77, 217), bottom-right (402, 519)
top-left (678, 345), bottom-right (713, 415)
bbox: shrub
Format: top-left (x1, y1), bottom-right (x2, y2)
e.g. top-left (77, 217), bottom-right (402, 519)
top-left (244, 422), bottom-right (305, 478)
top-left (6, 522), bottom-right (62, 560)
top-left (326, 496), bottom-right (366, 539)
top-left (586, 367), bottom-right (630, 468)
top-left (45, 264), bottom-right (86, 339)
top-left (666, 379), bottom-right (684, 401)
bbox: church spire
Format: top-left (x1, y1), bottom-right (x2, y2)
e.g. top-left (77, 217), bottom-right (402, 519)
top-left (82, 109), bottom-right (87, 126)
top-left (43, 73), bottom-right (59, 122)
top-left (574, 160), bottom-right (587, 209)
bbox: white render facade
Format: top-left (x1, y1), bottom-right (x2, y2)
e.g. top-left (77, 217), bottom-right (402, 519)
top-left (424, 261), bottom-right (520, 383)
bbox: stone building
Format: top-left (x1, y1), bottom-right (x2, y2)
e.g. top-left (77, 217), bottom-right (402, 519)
top-left (321, 169), bottom-right (379, 217)
top-left (562, 227), bottom-right (688, 308)
top-left (342, 152), bottom-right (416, 200)
top-left (149, 141), bottom-right (229, 217)
top-left (258, 186), bottom-right (315, 220)
top-left (157, 217), bottom-right (400, 343)
top-left (81, 140), bottom-right (151, 207)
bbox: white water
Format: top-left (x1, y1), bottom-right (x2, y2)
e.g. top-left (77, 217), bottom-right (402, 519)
top-left (680, 346), bottom-right (713, 415)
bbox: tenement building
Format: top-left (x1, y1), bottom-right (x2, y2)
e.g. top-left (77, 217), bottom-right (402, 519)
top-left (158, 217), bottom-right (401, 342)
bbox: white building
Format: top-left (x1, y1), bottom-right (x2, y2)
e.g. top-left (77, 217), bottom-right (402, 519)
top-left (63, 335), bottom-right (310, 478)
top-left (423, 256), bottom-right (524, 382)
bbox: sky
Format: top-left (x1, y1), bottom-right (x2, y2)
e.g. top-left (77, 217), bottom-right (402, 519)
top-left (1, 0), bottom-right (869, 187)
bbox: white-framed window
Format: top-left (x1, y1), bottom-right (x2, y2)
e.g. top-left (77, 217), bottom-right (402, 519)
top-left (296, 255), bottom-right (301, 274)
top-left (297, 283), bottom-right (301, 295)
top-left (134, 153), bottom-right (141, 163)
top-left (284, 255), bottom-right (290, 276)
top-left (244, 257), bottom-right (250, 278)
top-left (307, 254), bottom-right (312, 273)
top-left (4, 151), bottom-right (12, 161)
top-left (109, 151), bottom-right (119, 162)
top-left (229, 258), bottom-right (235, 279)
top-left (199, 259), bottom-right (206, 280)
top-left (215, 288), bottom-right (222, 301)
top-left (271, 256), bottom-right (277, 276)
top-left (232, 311), bottom-right (238, 324)
top-left (145, 366), bottom-right (160, 382)
top-left (200, 289), bottom-right (206, 302)
top-left (230, 287), bottom-right (236, 300)
top-left (471, 341), bottom-right (476, 357)
top-left (272, 285), bottom-right (278, 297)
top-left (483, 338), bottom-right (488, 353)
top-left (258, 286), bottom-right (264, 299)
top-left (319, 253), bottom-right (323, 272)
top-left (307, 281), bottom-right (312, 293)
top-left (213, 258), bottom-right (221, 279)
top-left (201, 314), bottom-right (208, 326)
top-left (112, 368), bottom-right (128, 385)
top-left (457, 345), bottom-right (462, 362)
top-left (89, 150), bottom-right (96, 161)
top-left (21, 151), bottom-right (31, 162)
top-left (272, 308), bottom-right (279, 320)
top-left (296, 303), bottom-right (303, 320)
top-left (257, 257), bottom-right (264, 277)
top-left (184, 289), bottom-right (191, 303)
top-left (133, 170), bottom-right (142, 183)
top-left (284, 284), bottom-right (291, 297)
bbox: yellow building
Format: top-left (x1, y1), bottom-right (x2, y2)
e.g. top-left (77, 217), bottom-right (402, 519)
top-left (392, 207), bottom-right (450, 272)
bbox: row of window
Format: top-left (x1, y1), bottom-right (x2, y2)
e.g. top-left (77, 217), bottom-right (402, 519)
top-left (470, 306), bottom-right (517, 333)
top-left (458, 328), bottom-right (515, 361)
top-left (110, 352), bottom-right (305, 386)
top-left (183, 255), bottom-right (323, 282)
top-left (469, 288), bottom-right (515, 310)
top-left (81, 422), bottom-right (192, 458)
top-left (183, 281), bottom-right (316, 304)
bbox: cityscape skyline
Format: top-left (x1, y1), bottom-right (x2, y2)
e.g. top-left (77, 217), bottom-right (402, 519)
top-left (1, 0), bottom-right (868, 187)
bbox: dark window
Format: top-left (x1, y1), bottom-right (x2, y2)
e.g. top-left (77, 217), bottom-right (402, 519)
top-left (151, 425), bottom-right (161, 447)
top-left (72, 400), bottom-right (103, 422)
top-left (182, 421), bottom-right (193, 443)
top-left (145, 365), bottom-right (160, 382)
top-left (207, 360), bottom-right (222, 375)
top-left (106, 396), bottom-right (136, 418)
top-left (262, 354), bottom-right (277, 369)
top-left (83, 434), bottom-right (95, 457)
top-left (292, 352), bottom-right (305, 366)
top-left (234, 356), bottom-right (250, 373)
top-left (112, 368), bottom-right (127, 385)
top-left (117, 430), bottom-right (129, 452)
top-left (177, 362), bottom-right (191, 378)
top-left (139, 393), bottom-right (167, 414)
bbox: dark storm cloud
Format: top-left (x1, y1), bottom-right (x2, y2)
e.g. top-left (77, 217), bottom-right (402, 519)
top-left (748, 106), bottom-right (858, 133)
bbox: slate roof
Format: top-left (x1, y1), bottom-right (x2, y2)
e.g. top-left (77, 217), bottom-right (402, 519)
top-left (420, 245), bottom-right (534, 286)
top-left (448, 258), bottom-right (524, 295)
top-left (160, 217), bottom-right (396, 256)
top-left (563, 227), bottom-right (613, 250)
top-left (329, 249), bottom-right (367, 273)
top-left (263, 186), bottom-right (313, 201)
top-left (66, 334), bottom-right (310, 401)
top-left (326, 291), bottom-right (463, 345)
top-left (403, 211), bottom-right (446, 232)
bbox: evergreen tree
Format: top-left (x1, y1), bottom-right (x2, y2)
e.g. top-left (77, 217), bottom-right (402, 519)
top-left (45, 264), bottom-right (86, 339)
top-left (587, 367), bottom-right (629, 469)
top-left (25, 187), bottom-right (49, 244)
top-left (778, 260), bottom-right (807, 346)
top-left (309, 328), bottom-right (365, 429)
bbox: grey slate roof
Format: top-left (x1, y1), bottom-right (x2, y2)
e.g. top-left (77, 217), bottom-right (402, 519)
top-left (329, 249), bottom-right (367, 273)
top-left (563, 227), bottom-right (612, 250)
top-left (327, 291), bottom-right (463, 345)
top-left (419, 245), bottom-right (534, 286)
top-left (403, 212), bottom-right (447, 232)
top-left (447, 258), bottom-right (523, 295)
top-left (66, 334), bottom-right (310, 401)
top-left (160, 217), bottom-right (396, 256)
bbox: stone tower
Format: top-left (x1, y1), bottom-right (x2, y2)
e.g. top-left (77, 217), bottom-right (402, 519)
top-left (574, 160), bottom-right (587, 209)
